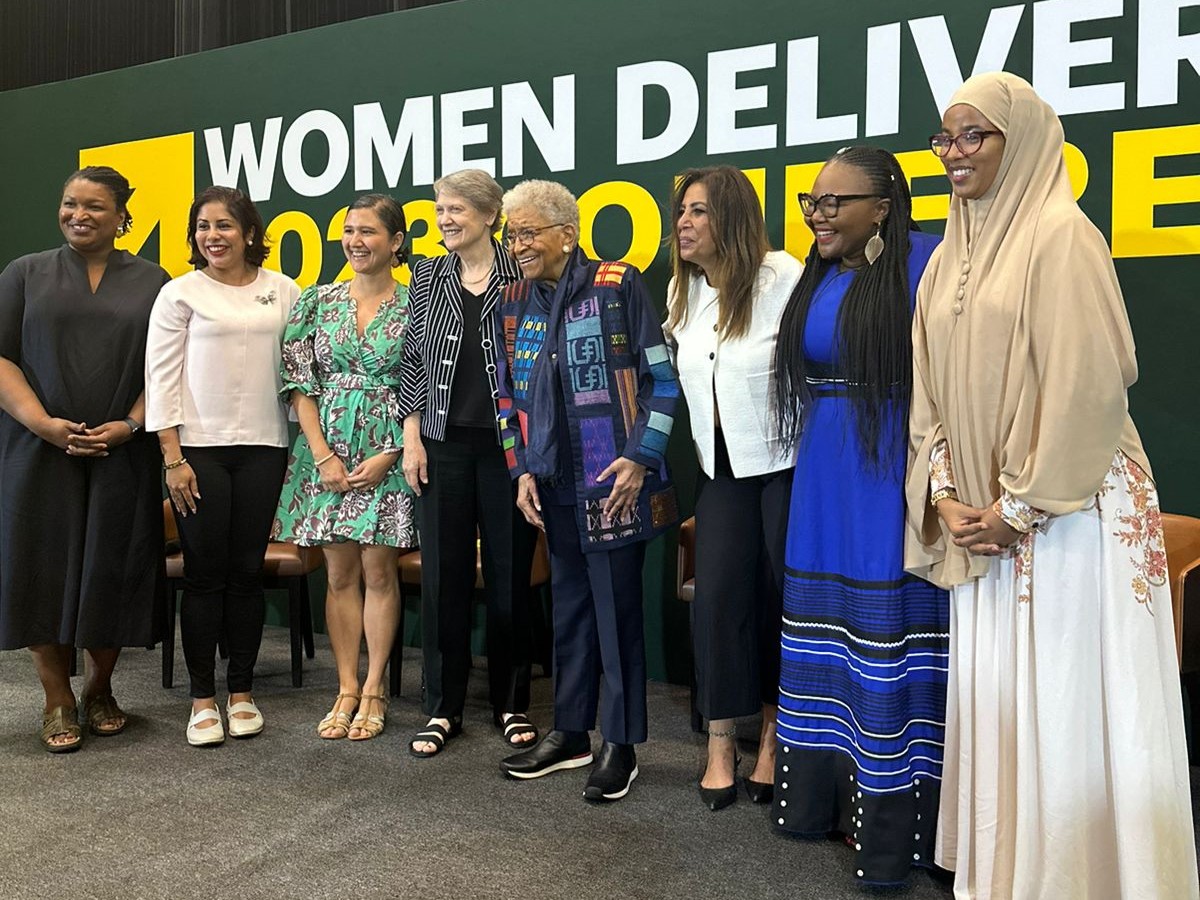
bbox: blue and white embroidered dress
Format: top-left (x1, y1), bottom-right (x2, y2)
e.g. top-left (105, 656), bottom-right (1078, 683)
top-left (773, 230), bottom-right (949, 885)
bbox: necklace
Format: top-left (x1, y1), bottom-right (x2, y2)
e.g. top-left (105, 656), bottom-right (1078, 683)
top-left (460, 265), bottom-right (491, 286)
top-left (459, 251), bottom-right (494, 287)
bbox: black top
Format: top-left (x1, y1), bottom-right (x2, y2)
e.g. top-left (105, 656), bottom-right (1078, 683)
top-left (447, 284), bottom-right (495, 428)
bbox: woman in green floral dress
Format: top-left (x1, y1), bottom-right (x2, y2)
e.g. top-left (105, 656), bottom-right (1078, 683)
top-left (273, 194), bottom-right (415, 741)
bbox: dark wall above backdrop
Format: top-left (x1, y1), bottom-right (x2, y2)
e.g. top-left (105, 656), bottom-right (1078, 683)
top-left (0, 0), bottom-right (452, 92)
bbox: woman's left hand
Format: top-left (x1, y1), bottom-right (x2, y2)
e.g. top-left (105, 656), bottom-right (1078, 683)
top-left (952, 506), bottom-right (1021, 556)
top-left (65, 420), bottom-right (134, 457)
top-left (346, 451), bottom-right (399, 491)
top-left (597, 457), bottom-right (646, 521)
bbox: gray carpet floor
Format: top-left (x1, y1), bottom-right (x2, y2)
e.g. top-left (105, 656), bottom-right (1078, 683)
top-left (0, 627), bottom-right (1193, 900)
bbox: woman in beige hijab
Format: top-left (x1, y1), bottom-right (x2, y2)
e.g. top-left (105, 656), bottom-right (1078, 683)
top-left (906, 72), bottom-right (1197, 900)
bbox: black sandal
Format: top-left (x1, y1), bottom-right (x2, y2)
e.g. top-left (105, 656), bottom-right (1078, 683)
top-left (495, 712), bottom-right (539, 748)
top-left (408, 718), bottom-right (462, 758)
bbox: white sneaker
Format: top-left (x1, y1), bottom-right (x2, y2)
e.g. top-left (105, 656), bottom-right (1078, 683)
top-left (186, 705), bottom-right (224, 747)
top-left (226, 700), bottom-right (264, 738)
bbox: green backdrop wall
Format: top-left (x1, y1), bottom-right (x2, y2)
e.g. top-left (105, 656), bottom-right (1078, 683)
top-left (2, 0), bottom-right (1197, 682)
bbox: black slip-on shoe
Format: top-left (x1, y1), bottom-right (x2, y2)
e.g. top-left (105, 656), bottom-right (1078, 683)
top-left (583, 741), bottom-right (638, 802)
top-left (500, 729), bottom-right (593, 780)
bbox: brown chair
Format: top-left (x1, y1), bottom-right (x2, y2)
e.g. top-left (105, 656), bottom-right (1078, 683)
top-left (161, 500), bottom-right (321, 689)
top-left (676, 517), bottom-right (703, 732)
top-left (677, 516), bottom-right (696, 603)
top-left (390, 530), bottom-right (552, 698)
top-left (1163, 513), bottom-right (1200, 672)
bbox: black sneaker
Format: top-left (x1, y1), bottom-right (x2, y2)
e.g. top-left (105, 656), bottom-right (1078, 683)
top-left (500, 729), bottom-right (593, 779)
top-left (583, 741), bottom-right (638, 802)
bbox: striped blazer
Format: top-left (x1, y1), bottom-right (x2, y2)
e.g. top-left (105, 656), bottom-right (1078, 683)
top-left (398, 238), bottom-right (522, 442)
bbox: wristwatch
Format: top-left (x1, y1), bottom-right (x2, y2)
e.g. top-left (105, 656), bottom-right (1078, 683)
top-left (123, 417), bottom-right (143, 435)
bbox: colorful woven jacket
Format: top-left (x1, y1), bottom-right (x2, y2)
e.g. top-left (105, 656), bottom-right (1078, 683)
top-left (495, 250), bottom-right (680, 552)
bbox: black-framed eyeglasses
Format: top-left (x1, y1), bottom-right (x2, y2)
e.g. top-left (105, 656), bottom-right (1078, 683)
top-left (929, 130), bottom-right (1004, 158)
top-left (503, 223), bottom-right (568, 248)
top-left (796, 193), bottom-right (882, 218)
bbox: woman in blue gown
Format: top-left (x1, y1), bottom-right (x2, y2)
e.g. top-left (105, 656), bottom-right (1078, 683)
top-left (771, 146), bottom-right (949, 885)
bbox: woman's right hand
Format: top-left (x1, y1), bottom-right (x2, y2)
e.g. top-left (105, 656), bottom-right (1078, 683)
top-left (317, 454), bottom-right (351, 493)
top-left (935, 497), bottom-right (988, 541)
top-left (516, 473), bottom-right (544, 530)
top-left (402, 436), bottom-right (428, 497)
top-left (166, 462), bottom-right (201, 516)
top-left (36, 417), bottom-right (86, 451)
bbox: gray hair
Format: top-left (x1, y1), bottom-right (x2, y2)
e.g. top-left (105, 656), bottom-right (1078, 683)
top-left (501, 179), bottom-right (580, 230)
top-left (434, 168), bottom-right (504, 229)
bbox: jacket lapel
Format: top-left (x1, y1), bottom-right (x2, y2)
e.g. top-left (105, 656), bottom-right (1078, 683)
top-left (481, 237), bottom-right (520, 320)
top-left (432, 251), bottom-right (463, 322)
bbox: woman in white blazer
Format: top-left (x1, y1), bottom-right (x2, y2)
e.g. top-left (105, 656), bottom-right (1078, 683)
top-left (665, 166), bottom-right (802, 811)
top-left (145, 186), bottom-right (300, 747)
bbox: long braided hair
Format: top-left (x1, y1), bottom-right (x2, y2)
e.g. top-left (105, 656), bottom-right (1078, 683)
top-left (774, 146), bottom-right (919, 470)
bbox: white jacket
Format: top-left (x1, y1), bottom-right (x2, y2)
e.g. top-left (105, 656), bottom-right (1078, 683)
top-left (667, 250), bottom-right (802, 479)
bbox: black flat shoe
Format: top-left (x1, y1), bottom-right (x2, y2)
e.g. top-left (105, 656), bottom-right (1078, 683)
top-left (501, 729), bottom-right (592, 779)
top-left (494, 711), bottom-right (539, 748)
top-left (583, 742), bottom-right (638, 802)
top-left (408, 717), bottom-right (462, 758)
top-left (744, 778), bottom-right (774, 804)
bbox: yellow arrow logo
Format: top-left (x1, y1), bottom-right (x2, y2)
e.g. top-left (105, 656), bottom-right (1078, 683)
top-left (80, 132), bottom-right (194, 276)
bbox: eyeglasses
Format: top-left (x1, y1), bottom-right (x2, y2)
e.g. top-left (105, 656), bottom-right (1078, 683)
top-left (929, 130), bottom-right (1004, 158)
top-left (503, 223), bottom-right (567, 248)
top-left (796, 193), bottom-right (881, 218)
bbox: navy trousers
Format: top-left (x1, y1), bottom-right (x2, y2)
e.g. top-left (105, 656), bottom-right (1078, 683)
top-left (542, 502), bottom-right (647, 745)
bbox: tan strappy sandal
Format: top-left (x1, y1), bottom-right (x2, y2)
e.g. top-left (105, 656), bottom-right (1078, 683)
top-left (41, 704), bottom-right (83, 753)
top-left (347, 693), bottom-right (388, 741)
top-left (317, 692), bottom-right (359, 739)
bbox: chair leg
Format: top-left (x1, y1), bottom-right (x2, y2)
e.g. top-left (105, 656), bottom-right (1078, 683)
top-left (162, 579), bottom-right (179, 689)
top-left (301, 579), bottom-right (315, 660)
top-left (390, 584), bottom-right (408, 698)
top-left (288, 579), bottom-right (304, 688)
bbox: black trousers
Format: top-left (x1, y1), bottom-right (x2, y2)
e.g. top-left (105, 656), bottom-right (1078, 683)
top-left (691, 431), bottom-right (791, 720)
top-left (543, 502), bottom-right (647, 745)
top-left (418, 426), bottom-right (537, 718)
top-left (176, 445), bottom-right (287, 699)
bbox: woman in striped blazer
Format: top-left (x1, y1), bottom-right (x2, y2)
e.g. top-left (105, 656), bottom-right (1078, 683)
top-left (400, 169), bottom-right (539, 758)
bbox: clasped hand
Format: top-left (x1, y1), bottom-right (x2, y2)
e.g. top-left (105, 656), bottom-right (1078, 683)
top-left (936, 498), bottom-right (1020, 556)
top-left (43, 418), bottom-right (135, 457)
top-left (318, 451), bottom-right (397, 493)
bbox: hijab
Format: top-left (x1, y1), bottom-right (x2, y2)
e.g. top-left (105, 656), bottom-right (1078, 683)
top-left (904, 71), bottom-right (1149, 588)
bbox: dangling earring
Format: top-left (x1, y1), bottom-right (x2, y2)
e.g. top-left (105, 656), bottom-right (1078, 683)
top-left (864, 224), bottom-right (885, 266)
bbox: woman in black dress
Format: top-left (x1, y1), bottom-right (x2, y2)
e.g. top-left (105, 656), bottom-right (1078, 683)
top-left (0, 166), bottom-right (169, 751)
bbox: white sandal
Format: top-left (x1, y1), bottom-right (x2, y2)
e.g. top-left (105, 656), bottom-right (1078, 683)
top-left (186, 705), bottom-right (224, 747)
top-left (226, 700), bottom-right (264, 739)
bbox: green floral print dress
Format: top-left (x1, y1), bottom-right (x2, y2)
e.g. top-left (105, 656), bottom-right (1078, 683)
top-left (272, 282), bottom-right (416, 547)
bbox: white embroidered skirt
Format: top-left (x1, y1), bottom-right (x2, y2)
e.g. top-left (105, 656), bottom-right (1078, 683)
top-left (936, 453), bottom-right (1198, 900)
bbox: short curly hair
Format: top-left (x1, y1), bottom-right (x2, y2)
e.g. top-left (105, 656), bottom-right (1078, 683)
top-left (501, 179), bottom-right (579, 230)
